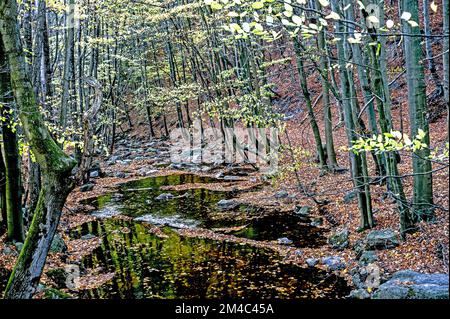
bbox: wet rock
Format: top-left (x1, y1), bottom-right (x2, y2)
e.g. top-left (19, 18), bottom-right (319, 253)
top-left (277, 237), bottom-right (293, 245)
top-left (372, 270), bottom-right (449, 299)
top-left (155, 193), bottom-right (175, 201)
top-left (328, 228), bottom-right (349, 250)
top-left (306, 258), bottom-right (319, 267)
top-left (217, 199), bottom-right (240, 211)
top-left (365, 229), bottom-right (399, 250)
top-left (274, 190), bottom-right (289, 199)
top-left (321, 256), bottom-right (346, 271)
top-left (359, 251), bottom-right (378, 265)
top-left (80, 183), bottom-right (94, 192)
top-left (348, 289), bottom-right (371, 299)
top-left (50, 233), bottom-right (67, 253)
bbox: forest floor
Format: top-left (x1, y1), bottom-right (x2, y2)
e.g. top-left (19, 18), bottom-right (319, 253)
top-left (1, 105), bottom-right (448, 296)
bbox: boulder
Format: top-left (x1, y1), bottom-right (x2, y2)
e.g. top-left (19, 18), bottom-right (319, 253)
top-left (306, 258), bottom-right (319, 267)
top-left (321, 256), bottom-right (346, 271)
top-left (328, 228), bottom-right (349, 250)
top-left (365, 229), bottom-right (399, 250)
top-left (80, 183), bottom-right (94, 192)
top-left (348, 289), bottom-right (371, 299)
top-left (373, 270), bottom-right (449, 299)
top-left (359, 251), bottom-right (378, 265)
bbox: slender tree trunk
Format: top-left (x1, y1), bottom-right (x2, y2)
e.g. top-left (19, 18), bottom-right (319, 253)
top-left (0, 38), bottom-right (24, 242)
top-left (293, 37), bottom-right (327, 170)
top-left (401, 0), bottom-right (434, 222)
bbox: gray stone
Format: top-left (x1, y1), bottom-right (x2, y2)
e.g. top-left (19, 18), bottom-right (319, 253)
top-left (155, 193), bottom-right (175, 201)
top-left (277, 237), bottom-right (293, 245)
top-left (115, 171), bottom-right (126, 178)
top-left (80, 183), bottom-right (94, 192)
top-left (50, 233), bottom-right (67, 253)
top-left (89, 170), bottom-right (100, 178)
top-left (14, 242), bottom-right (24, 252)
top-left (373, 270), bottom-right (449, 299)
top-left (348, 289), bottom-right (371, 299)
top-left (2, 246), bottom-right (18, 256)
top-left (217, 199), bottom-right (240, 211)
top-left (359, 251), bottom-right (379, 265)
top-left (365, 229), bottom-right (400, 250)
top-left (223, 175), bottom-right (241, 181)
top-left (306, 258), bottom-right (319, 267)
top-left (328, 228), bottom-right (349, 250)
top-left (81, 234), bottom-right (96, 240)
top-left (295, 206), bottom-right (311, 217)
top-left (310, 217), bottom-right (323, 227)
top-left (274, 190), bottom-right (289, 199)
top-left (321, 256), bottom-right (346, 271)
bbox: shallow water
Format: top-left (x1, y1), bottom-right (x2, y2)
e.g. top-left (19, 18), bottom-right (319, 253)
top-left (70, 174), bottom-right (350, 299)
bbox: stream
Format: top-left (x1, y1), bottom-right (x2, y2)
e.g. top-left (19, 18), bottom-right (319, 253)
top-left (68, 173), bottom-right (350, 299)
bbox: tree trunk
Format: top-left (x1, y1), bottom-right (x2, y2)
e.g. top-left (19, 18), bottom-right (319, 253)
top-left (0, 0), bottom-right (77, 298)
top-left (401, 0), bottom-right (434, 221)
top-left (0, 37), bottom-right (24, 242)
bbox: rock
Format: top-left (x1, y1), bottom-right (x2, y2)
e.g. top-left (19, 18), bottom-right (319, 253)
top-left (223, 175), bottom-right (241, 181)
top-left (359, 251), bottom-right (378, 265)
top-left (343, 190), bottom-right (358, 204)
top-left (321, 256), bottom-right (346, 271)
top-left (115, 172), bottom-right (126, 178)
top-left (365, 229), bottom-right (400, 250)
top-left (373, 270), bottom-right (449, 299)
top-left (277, 237), bottom-right (293, 245)
top-left (80, 183), bottom-right (94, 192)
top-left (1, 245), bottom-right (18, 256)
top-left (217, 199), bottom-right (240, 211)
top-left (328, 228), bottom-right (349, 250)
top-left (274, 190), bottom-right (289, 199)
top-left (50, 233), bottom-right (67, 253)
top-left (294, 206), bottom-right (311, 217)
top-left (107, 155), bottom-right (119, 165)
top-left (14, 242), bottom-right (24, 252)
top-left (310, 217), bottom-right (323, 227)
top-left (89, 170), bottom-right (100, 178)
top-left (306, 258), bottom-right (319, 267)
top-left (155, 193), bottom-right (175, 201)
top-left (215, 172), bottom-right (224, 179)
top-left (81, 234), bottom-right (96, 240)
top-left (348, 289), bottom-right (371, 299)
top-left (138, 168), bottom-right (158, 176)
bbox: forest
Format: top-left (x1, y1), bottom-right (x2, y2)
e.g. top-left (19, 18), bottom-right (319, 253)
top-left (0, 0), bottom-right (448, 300)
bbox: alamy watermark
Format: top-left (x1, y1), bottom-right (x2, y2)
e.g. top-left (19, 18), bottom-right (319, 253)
top-left (169, 120), bottom-right (280, 174)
